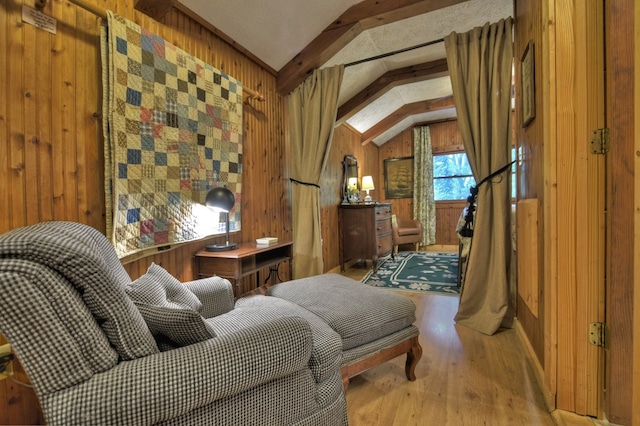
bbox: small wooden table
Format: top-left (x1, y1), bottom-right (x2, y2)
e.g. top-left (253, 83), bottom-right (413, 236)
top-left (194, 241), bottom-right (293, 297)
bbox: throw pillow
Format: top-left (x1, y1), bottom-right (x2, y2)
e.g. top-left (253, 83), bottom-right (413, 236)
top-left (126, 263), bottom-right (202, 312)
top-left (135, 303), bottom-right (216, 347)
top-left (126, 263), bottom-right (215, 348)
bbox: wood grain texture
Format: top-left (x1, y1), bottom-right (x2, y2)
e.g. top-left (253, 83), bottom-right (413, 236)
top-left (341, 262), bottom-right (555, 426)
top-left (0, 0), bottom-right (288, 422)
top-left (517, 199), bottom-right (539, 317)
top-left (514, 0), bottom-right (548, 383)
top-left (605, 0), bottom-right (635, 423)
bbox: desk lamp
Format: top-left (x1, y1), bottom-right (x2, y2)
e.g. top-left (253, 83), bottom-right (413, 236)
top-left (205, 187), bottom-right (238, 251)
top-left (361, 176), bottom-right (375, 203)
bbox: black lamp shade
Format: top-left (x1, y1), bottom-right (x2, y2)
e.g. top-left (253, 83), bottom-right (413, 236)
top-left (205, 186), bottom-right (238, 252)
top-left (205, 187), bottom-right (235, 212)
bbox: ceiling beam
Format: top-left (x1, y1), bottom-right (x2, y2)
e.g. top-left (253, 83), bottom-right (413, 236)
top-left (276, 0), bottom-right (468, 96)
top-left (336, 58), bottom-right (449, 126)
top-left (134, 0), bottom-right (177, 22)
top-left (360, 96), bottom-right (455, 145)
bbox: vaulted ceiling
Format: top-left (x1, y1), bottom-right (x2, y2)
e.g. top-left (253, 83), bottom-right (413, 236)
top-left (135, 0), bottom-right (513, 145)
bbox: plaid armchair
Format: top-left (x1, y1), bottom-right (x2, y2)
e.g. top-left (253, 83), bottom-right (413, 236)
top-left (0, 222), bottom-right (347, 425)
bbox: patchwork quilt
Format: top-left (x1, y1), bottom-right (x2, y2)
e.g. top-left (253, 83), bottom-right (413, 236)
top-left (101, 11), bottom-right (242, 257)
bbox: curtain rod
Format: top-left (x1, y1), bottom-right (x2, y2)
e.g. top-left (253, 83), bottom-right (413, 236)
top-left (344, 37), bottom-right (445, 68)
top-left (52, 0), bottom-right (265, 101)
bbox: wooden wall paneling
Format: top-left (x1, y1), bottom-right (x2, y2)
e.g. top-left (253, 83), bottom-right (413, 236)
top-left (0, 0), bottom-right (290, 421)
top-left (514, 0), bottom-right (548, 390)
top-left (634, 5), bottom-right (640, 423)
top-left (553, 0), bottom-right (605, 416)
top-left (24, 6), bottom-right (39, 226)
top-left (0, 0), bottom-right (9, 231)
top-left (35, 1), bottom-right (54, 224)
top-left (605, 0), bottom-right (635, 423)
top-left (434, 201), bottom-right (466, 245)
top-left (7, 0), bottom-right (26, 230)
top-left (429, 119), bottom-right (463, 153)
top-left (50, 0), bottom-right (67, 224)
top-left (516, 199), bottom-right (539, 317)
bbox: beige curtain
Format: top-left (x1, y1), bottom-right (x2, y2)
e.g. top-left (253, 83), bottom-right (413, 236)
top-left (288, 65), bottom-right (344, 278)
top-left (444, 17), bottom-right (514, 335)
top-left (413, 126), bottom-right (435, 245)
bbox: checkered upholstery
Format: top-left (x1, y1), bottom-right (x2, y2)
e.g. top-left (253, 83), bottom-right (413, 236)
top-left (0, 222), bottom-right (348, 425)
top-left (0, 221), bottom-right (158, 360)
top-left (126, 263), bottom-right (204, 312)
top-left (212, 296), bottom-right (343, 384)
top-left (267, 273), bottom-right (417, 350)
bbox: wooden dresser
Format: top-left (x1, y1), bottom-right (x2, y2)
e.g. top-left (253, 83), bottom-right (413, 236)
top-left (339, 203), bottom-right (393, 272)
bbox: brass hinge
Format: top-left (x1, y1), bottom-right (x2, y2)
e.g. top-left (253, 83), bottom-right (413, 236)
top-left (590, 128), bottom-right (610, 154)
top-left (589, 322), bottom-right (607, 348)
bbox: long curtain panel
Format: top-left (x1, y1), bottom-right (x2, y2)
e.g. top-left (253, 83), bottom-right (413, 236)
top-left (288, 66), bottom-right (344, 278)
top-left (444, 17), bottom-right (514, 335)
top-left (413, 126), bottom-right (436, 245)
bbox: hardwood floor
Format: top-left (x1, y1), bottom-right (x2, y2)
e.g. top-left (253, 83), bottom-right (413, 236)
top-left (339, 256), bottom-right (556, 426)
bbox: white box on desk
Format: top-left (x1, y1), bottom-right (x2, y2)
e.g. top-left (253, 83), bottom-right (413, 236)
top-left (256, 237), bottom-right (278, 246)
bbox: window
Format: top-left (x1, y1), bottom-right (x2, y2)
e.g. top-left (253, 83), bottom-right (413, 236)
top-left (433, 153), bottom-right (475, 201)
top-left (433, 150), bottom-right (516, 201)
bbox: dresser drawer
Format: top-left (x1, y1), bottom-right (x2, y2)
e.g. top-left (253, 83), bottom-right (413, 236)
top-left (375, 205), bottom-right (392, 220)
top-left (377, 234), bottom-right (393, 256)
top-left (375, 218), bottom-right (391, 236)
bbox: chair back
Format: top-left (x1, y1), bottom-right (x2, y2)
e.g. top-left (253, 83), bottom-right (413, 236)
top-left (0, 222), bottom-right (158, 396)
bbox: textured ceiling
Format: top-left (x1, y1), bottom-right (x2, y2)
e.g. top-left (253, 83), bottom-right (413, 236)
top-left (179, 0), bottom-right (513, 145)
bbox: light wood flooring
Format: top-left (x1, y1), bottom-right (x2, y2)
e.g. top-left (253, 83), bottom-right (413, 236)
top-left (338, 251), bottom-right (597, 426)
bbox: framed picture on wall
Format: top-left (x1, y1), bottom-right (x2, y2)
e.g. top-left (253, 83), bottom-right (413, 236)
top-left (384, 157), bottom-right (414, 199)
top-left (521, 40), bottom-right (536, 127)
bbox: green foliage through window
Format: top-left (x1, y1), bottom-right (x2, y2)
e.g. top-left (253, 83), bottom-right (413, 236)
top-left (433, 150), bottom-right (516, 201)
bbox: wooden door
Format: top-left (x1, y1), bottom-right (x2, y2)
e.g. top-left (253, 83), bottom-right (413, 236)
top-left (603, 0), bottom-right (634, 424)
top-left (552, 0), bottom-right (606, 417)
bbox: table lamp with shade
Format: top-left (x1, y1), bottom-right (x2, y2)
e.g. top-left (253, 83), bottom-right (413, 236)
top-left (361, 175), bottom-right (375, 203)
top-left (205, 186), bottom-right (238, 252)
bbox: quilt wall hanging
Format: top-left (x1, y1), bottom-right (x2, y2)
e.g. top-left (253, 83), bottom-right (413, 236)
top-left (101, 11), bottom-right (243, 258)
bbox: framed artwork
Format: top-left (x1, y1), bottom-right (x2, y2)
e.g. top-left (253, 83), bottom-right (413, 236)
top-left (384, 157), bottom-right (414, 199)
top-left (521, 40), bottom-right (535, 127)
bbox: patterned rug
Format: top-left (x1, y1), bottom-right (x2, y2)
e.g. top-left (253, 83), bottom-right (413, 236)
top-left (362, 251), bottom-right (460, 295)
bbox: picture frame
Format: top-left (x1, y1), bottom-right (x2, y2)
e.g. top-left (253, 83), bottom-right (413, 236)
top-left (384, 157), bottom-right (414, 199)
top-left (521, 40), bottom-right (535, 127)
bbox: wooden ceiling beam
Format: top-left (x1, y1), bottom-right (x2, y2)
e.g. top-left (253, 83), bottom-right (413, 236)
top-left (360, 96), bottom-right (455, 145)
top-left (276, 0), bottom-right (468, 96)
top-left (336, 58), bottom-right (449, 125)
top-left (134, 0), bottom-right (177, 22)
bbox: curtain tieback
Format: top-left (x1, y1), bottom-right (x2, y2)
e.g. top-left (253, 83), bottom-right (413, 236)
top-left (460, 160), bottom-right (516, 238)
top-left (290, 178), bottom-right (320, 188)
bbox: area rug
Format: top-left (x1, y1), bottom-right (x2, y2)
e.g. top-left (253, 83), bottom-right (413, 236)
top-left (362, 252), bottom-right (460, 295)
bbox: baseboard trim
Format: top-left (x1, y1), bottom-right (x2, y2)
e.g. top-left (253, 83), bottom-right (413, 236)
top-left (514, 317), bottom-right (556, 413)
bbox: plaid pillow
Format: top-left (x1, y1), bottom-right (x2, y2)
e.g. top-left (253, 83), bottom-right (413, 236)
top-left (126, 263), bottom-right (202, 312)
top-left (135, 303), bottom-right (215, 348)
top-left (126, 263), bottom-right (215, 348)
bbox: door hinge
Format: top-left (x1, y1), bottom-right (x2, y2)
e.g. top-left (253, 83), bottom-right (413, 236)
top-left (590, 128), bottom-right (610, 154)
top-left (589, 322), bottom-right (607, 348)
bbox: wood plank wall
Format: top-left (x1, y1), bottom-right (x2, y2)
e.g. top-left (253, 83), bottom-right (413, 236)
top-left (0, 0), bottom-right (289, 423)
top-left (376, 120), bottom-right (466, 246)
top-left (514, 0), bottom-right (546, 383)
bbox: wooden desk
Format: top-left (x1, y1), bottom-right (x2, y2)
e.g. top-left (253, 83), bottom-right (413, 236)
top-left (194, 241), bottom-right (293, 297)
